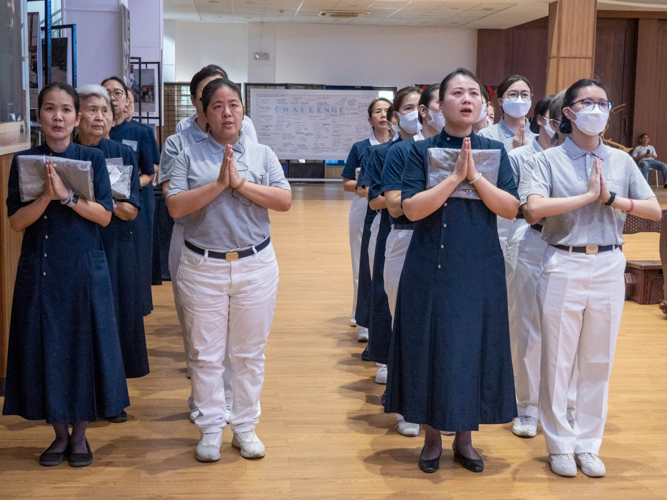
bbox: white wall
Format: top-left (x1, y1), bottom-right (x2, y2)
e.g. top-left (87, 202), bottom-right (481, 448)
top-left (168, 21), bottom-right (477, 90)
top-left (173, 22), bottom-right (249, 84)
top-left (274, 24), bottom-right (477, 88)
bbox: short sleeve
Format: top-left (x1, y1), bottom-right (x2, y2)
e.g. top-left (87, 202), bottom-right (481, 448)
top-left (631, 146), bottom-right (641, 158)
top-left (242, 116), bottom-right (259, 144)
top-left (526, 152), bottom-right (552, 199)
top-left (381, 145), bottom-right (405, 194)
top-left (144, 126), bottom-right (161, 165)
top-left (360, 149), bottom-right (378, 187)
top-left (91, 149), bottom-right (114, 212)
top-left (158, 134), bottom-right (183, 184)
top-left (341, 143), bottom-right (360, 180)
top-left (6, 153), bottom-right (27, 217)
top-left (508, 148), bottom-right (522, 186)
top-left (518, 154), bottom-right (539, 205)
top-left (122, 145), bottom-right (141, 209)
top-left (496, 147), bottom-right (519, 199)
top-left (266, 147), bottom-right (291, 191)
top-left (136, 130), bottom-right (155, 176)
top-left (627, 155), bottom-right (657, 200)
top-left (401, 142), bottom-right (428, 201)
top-left (368, 150), bottom-right (385, 201)
top-left (167, 150), bottom-right (190, 198)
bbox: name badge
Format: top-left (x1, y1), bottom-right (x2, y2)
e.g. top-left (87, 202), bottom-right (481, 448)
top-left (122, 139), bottom-right (138, 152)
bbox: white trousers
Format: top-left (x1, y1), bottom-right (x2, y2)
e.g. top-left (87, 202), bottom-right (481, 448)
top-left (497, 215), bottom-right (514, 258)
top-left (383, 228), bottom-right (413, 322)
top-left (538, 246), bottom-right (625, 455)
top-left (368, 212), bottom-right (381, 279)
top-left (177, 243), bottom-right (279, 434)
top-left (170, 222), bottom-right (234, 411)
top-left (348, 195), bottom-right (368, 319)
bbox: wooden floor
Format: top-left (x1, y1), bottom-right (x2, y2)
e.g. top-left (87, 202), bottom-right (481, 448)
top-left (1, 183), bottom-right (667, 499)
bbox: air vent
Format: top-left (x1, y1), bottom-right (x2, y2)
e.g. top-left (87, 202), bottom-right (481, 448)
top-left (319, 11), bottom-right (370, 19)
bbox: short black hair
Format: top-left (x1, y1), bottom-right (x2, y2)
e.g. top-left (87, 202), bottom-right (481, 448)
top-left (529, 95), bottom-right (554, 135)
top-left (438, 68), bottom-right (482, 102)
top-left (101, 76), bottom-right (129, 97)
top-left (418, 84), bottom-right (440, 124)
top-left (367, 97), bottom-right (392, 119)
top-left (190, 66), bottom-right (228, 97)
top-left (559, 78), bottom-right (610, 135)
top-left (386, 104), bottom-right (394, 123)
top-left (38, 82), bottom-right (80, 114)
top-left (639, 133), bottom-right (649, 140)
top-left (497, 75), bottom-right (533, 100)
top-left (201, 78), bottom-right (243, 115)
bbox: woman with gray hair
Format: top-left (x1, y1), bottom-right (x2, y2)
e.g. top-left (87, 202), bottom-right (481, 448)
top-left (76, 85), bottom-right (149, 409)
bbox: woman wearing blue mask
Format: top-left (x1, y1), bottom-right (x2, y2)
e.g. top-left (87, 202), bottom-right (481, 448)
top-left (525, 79), bottom-right (661, 478)
top-left (385, 69), bottom-right (519, 474)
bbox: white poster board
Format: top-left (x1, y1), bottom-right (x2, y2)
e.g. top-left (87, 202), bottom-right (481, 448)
top-left (249, 88), bottom-right (385, 160)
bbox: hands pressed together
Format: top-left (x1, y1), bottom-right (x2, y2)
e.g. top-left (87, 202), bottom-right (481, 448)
top-left (452, 138), bottom-right (480, 183)
top-left (41, 160), bottom-right (71, 202)
top-left (512, 120), bottom-right (528, 150)
top-left (586, 158), bottom-right (613, 203)
top-left (217, 146), bottom-right (244, 191)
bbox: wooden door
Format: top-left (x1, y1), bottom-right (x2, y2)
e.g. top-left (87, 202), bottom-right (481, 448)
top-left (595, 18), bottom-right (638, 148)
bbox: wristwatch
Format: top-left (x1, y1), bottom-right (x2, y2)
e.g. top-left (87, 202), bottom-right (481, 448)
top-left (60, 190), bottom-right (79, 208)
top-left (604, 191), bottom-right (616, 206)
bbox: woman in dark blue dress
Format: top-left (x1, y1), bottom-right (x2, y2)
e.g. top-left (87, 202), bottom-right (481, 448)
top-left (3, 83), bottom-right (129, 467)
top-left (385, 69), bottom-right (519, 474)
top-left (75, 85), bottom-right (149, 389)
top-left (102, 76), bottom-right (158, 316)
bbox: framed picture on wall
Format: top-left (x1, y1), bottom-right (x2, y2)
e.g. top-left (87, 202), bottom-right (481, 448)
top-left (130, 67), bottom-right (157, 114)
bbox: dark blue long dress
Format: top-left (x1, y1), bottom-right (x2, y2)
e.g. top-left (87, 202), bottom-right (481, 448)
top-left (110, 119), bottom-right (156, 316)
top-left (3, 142), bottom-right (130, 423)
top-left (366, 142), bottom-right (399, 365)
top-left (385, 130), bottom-right (518, 431)
top-left (93, 138), bottom-right (150, 378)
top-left (355, 139), bottom-right (398, 330)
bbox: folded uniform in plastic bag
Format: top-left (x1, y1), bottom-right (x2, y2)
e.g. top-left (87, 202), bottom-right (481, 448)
top-left (106, 158), bottom-right (132, 200)
top-left (427, 148), bottom-right (501, 200)
top-left (17, 155), bottom-right (95, 202)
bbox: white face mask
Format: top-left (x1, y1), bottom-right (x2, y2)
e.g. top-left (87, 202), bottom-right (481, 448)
top-left (476, 105), bottom-right (487, 124)
top-left (568, 107), bottom-right (609, 136)
top-left (543, 119), bottom-right (556, 138)
top-left (397, 110), bottom-right (420, 135)
top-left (502, 97), bottom-right (532, 118)
top-left (391, 123), bottom-right (401, 135)
top-left (426, 109), bottom-right (446, 131)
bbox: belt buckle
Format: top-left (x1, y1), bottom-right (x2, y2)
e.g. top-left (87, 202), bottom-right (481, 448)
top-left (225, 252), bottom-right (239, 261)
top-left (585, 244), bottom-right (599, 255)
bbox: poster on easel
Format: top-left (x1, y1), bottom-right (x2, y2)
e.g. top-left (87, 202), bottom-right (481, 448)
top-left (130, 67), bottom-right (157, 114)
top-left (28, 12), bottom-right (42, 109)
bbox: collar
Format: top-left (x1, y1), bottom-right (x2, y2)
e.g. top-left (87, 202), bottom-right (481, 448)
top-left (40, 141), bottom-right (75, 156)
top-left (498, 118), bottom-right (514, 138)
top-left (414, 131), bottom-right (424, 142)
top-left (369, 131), bottom-right (380, 146)
top-left (206, 131), bottom-right (246, 155)
top-left (438, 128), bottom-right (476, 146)
top-left (561, 136), bottom-right (610, 160)
top-left (186, 119), bottom-right (208, 143)
top-left (531, 136), bottom-right (544, 154)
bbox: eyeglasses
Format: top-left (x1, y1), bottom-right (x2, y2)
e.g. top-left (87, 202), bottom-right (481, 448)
top-left (107, 89), bottom-right (125, 99)
top-left (571, 99), bottom-right (613, 112)
top-left (505, 91), bottom-right (532, 101)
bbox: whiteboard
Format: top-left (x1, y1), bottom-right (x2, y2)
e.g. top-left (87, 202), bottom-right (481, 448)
top-left (249, 88), bottom-right (385, 160)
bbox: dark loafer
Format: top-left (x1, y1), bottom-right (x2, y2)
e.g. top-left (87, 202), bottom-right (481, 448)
top-left (452, 444), bottom-right (484, 473)
top-left (68, 439), bottom-right (93, 467)
top-left (105, 411), bottom-right (127, 423)
top-left (39, 441), bottom-right (69, 467)
top-left (418, 446), bottom-right (441, 473)
top-left (361, 348), bottom-right (371, 362)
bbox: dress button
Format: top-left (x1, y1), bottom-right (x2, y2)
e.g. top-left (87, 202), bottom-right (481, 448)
top-left (45, 235), bottom-right (48, 239)
top-left (43, 272), bottom-right (46, 276)
top-left (438, 265), bottom-right (441, 269)
top-left (443, 223), bottom-right (447, 228)
top-left (441, 245), bottom-right (444, 249)
top-left (44, 253), bottom-right (47, 257)
top-left (44, 215), bottom-right (47, 219)
top-left (444, 203), bottom-right (447, 207)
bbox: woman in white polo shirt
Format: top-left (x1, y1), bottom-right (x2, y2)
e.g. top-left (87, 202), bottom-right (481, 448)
top-left (525, 78), bottom-right (661, 478)
top-left (167, 78), bottom-right (292, 463)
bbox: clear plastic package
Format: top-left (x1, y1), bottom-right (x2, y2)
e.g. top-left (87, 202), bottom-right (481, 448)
top-left (427, 148), bottom-right (501, 200)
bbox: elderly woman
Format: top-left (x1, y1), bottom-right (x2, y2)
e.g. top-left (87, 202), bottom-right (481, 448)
top-left (3, 82), bottom-right (129, 467)
top-left (75, 85), bottom-right (149, 402)
top-left (167, 78), bottom-right (291, 462)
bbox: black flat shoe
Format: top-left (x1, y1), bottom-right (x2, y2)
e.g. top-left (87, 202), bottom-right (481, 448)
top-left (39, 441), bottom-right (69, 467)
top-left (418, 446), bottom-right (441, 473)
top-left (452, 444), bottom-right (484, 473)
top-left (361, 348), bottom-right (371, 362)
top-left (105, 411), bottom-right (127, 423)
top-left (69, 439), bottom-right (93, 467)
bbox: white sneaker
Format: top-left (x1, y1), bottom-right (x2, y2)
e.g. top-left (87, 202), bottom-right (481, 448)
top-left (512, 416), bottom-right (538, 438)
top-left (189, 409), bottom-right (200, 423)
top-left (349, 317), bottom-right (357, 327)
top-left (357, 326), bottom-right (368, 342)
top-left (397, 420), bottom-right (420, 437)
top-left (232, 430), bottom-right (265, 459)
top-left (549, 453), bottom-right (577, 477)
top-left (195, 430), bottom-right (222, 462)
top-left (224, 405), bottom-right (231, 424)
top-left (375, 365), bottom-right (387, 384)
top-left (575, 453), bottom-right (606, 477)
